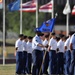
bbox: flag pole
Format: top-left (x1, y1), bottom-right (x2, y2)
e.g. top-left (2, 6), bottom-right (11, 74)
top-left (3, 0), bottom-right (5, 66)
top-left (52, 0), bottom-right (54, 18)
top-left (20, 0), bottom-right (22, 34)
top-left (52, 0), bottom-right (54, 32)
top-left (39, 0), bottom-right (56, 74)
top-left (36, 0), bottom-right (38, 28)
top-left (66, 13), bottom-right (69, 36)
top-left (66, 0), bottom-right (69, 36)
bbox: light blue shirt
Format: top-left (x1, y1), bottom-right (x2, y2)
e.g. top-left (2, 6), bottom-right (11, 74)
top-left (64, 37), bottom-right (71, 51)
top-left (15, 39), bottom-right (23, 52)
top-left (27, 41), bottom-right (33, 53)
top-left (32, 35), bottom-right (43, 51)
top-left (49, 38), bottom-right (57, 51)
top-left (23, 40), bottom-right (27, 52)
top-left (70, 33), bottom-right (75, 49)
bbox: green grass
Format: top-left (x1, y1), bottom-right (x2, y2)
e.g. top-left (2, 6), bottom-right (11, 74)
top-left (0, 64), bottom-right (16, 75)
top-left (0, 39), bottom-right (16, 75)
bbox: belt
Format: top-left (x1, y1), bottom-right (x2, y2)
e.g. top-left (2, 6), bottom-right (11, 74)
top-left (34, 49), bottom-right (42, 51)
top-left (50, 50), bottom-right (56, 52)
top-left (50, 50), bottom-right (56, 51)
top-left (33, 49), bottom-right (43, 53)
top-left (17, 51), bottom-right (23, 53)
top-left (23, 51), bottom-right (27, 52)
top-left (59, 52), bottom-right (64, 54)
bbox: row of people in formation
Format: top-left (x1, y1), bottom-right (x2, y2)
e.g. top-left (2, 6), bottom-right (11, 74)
top-left (15, 31), bottom-right (75, 75)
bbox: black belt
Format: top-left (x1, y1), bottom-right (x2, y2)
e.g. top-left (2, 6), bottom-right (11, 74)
top-left (23, 51), bottom-right (27, 52)
top-left (59, 52), bottom-right (64, 54)
top-left (33, 49), bottom-right (43, 53)
top-left (50, 50), bottom-right (56, 51)
top-left (50, 50), bottom-right (56, 52)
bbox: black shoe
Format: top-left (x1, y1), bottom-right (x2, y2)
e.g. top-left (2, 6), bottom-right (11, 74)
top-left (15, 73), bottom-right (22, 75)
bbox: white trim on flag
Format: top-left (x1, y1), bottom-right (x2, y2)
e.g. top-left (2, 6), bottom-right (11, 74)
top-left (39, 0), bottom-right (53, 13)
top-left (19, 1), bottom-right (36, 12)
top-left (20, 7), bottom-right (36, 12)
top-left (21, 1), bottom-right (32, 7)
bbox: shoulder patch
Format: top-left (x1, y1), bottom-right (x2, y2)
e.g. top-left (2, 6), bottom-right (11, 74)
top-left (36, 40), bottom-right (38, 42)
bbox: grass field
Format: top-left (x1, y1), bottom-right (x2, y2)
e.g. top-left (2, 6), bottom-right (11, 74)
top-left (0, 64), bottom-right (16, 75)
top-left (0, 39), bottom-right (16, 75)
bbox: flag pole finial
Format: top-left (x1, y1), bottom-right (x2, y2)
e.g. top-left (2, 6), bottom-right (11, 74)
top-left (55, 13), bottom-right (58, 18)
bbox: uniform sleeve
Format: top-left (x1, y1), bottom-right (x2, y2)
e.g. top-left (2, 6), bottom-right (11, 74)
top-left (33, 38), bottom-right (39, 46)
top-left (49, 39), bottom-right (53, 47)
top-left (15, 41), bottom-right (19, 48)
top-left (64, 40), bottom-right (68, 46)
top-left (57, 42), bottom-right (61, 48)
top-left (70, 35), bottom-right (74, 44)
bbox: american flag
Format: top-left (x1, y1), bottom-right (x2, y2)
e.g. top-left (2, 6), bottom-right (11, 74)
top-left (19, 0), bottom-right (36, 12)
top-left (72, 5), bottom-right (75, 15)
top-left (39, 0), bottom-right (53, 13)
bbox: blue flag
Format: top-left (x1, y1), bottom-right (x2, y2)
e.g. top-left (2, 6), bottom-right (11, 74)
top-left (8, 0), bottom-right (20, 11)
top-left (36, 18), bottom-right (56, 32)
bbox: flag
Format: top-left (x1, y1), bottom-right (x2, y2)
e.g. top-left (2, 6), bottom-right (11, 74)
top-left (8, 0), bottom-right (20, 11)
top-left (0, 0), bottom-right (2, 9)
top-left (72, 5), bottom-right (75, 15)
top-left (19, 1), bottom-right (36, 12)
top-left (63, 1), bottom-right (71, 15)
top-left (21, 1), bottom-right (32, 8)
top-left (36, 18), bottom-right (56, 32)
top-left (39, 0), bottom-right (53, 13)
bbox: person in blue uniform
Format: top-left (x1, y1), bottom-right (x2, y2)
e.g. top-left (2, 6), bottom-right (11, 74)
top-left (69, 33), bottom-right (75, 75)
top-left (42, 34), bottom-right (49, 74)
top-left (15, 34), bottom-right (24, 75)
top-left (32, 30), bottom-right (45, 75)
top-left (48, 32), bottom-right (57, 75)
top-left (27, 36), bottom-right (33, 74)
top-left (64, 32), bottom-right (72, 75)
top-left (57, 34), bottom-right (65, 74)
top-left (22, 35), bottom-right (28, 74)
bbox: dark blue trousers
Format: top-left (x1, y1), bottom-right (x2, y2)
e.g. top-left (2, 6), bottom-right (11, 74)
top-left (42, 50), bottom-right (49, 74)
top-left (64, 50), bottom-right (71, 75)
top-left (69, 50), bottom-right (75, 75)
top-left (49, 50), bottom-right (57, 75)
top-left (64, 51), bottom-right (66, 74)
top-left (32, 50), bottom-right (43, 75)
top-left (22, 51), bottom-right (27, 74)
top-left (57, 52), bottom-right (64, 74)
top-left (16, 52), bottom-right (23, 74)
top-left (27, 53), bottom-right (32, 74)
